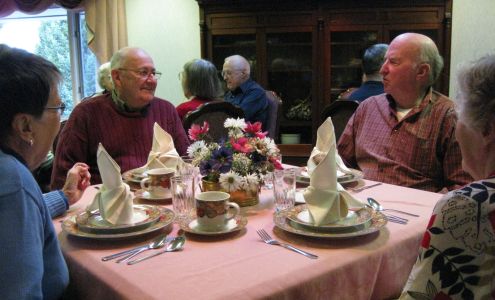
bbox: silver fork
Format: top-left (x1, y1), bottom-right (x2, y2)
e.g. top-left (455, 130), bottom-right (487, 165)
top-left (256, 229), bottom-right (318, 259)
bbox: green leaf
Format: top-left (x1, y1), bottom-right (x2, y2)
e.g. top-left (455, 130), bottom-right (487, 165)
top-left (429, 227), bottom-right (444, 234)
top-left (448, 282), bottom-right (463, 295)
top-left (451, 255), bottom-right (475, 264)
top-left (464, 276), bottom-right (480, 285)
top-left (458, 265), bottom-right (479, 274)
top-left (443, 247), bottom-right (463, 256)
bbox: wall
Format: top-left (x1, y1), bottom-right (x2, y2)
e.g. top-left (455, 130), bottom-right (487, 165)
top-left (449, 0), bottom-right (495, 98)
top-left (126, 0), bottom-right (200, 105)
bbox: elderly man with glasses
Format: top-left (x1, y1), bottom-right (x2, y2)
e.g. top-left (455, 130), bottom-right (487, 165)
top-left (223, 55), bottom-right (268, 128)
top-left (51, 47), bottom-right (189, 188)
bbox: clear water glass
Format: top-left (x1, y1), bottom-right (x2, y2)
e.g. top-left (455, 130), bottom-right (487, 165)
top-left (171, 175), bottom-right (196, 220)
top-left (272, 168), bottom-right (296, 212)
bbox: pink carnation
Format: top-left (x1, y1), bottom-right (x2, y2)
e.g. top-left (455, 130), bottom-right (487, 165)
top-left (188, 121), bottom-right (209, 141)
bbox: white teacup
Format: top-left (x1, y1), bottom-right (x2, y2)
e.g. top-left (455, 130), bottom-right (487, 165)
top-left (140, 168), bottom-right (175, 198)
top-left (195, 191), bottom-right (240, 231)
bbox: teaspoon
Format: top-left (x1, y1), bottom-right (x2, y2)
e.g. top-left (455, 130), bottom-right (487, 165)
top-left (127, 236), bottom-right (185, 265)
top-left (367, 197), bottom-right (419, 217)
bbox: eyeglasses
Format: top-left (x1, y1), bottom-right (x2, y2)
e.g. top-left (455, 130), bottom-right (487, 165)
top-left (221, 69), bottom-right (243, 78)
top-left (44, 102), bottom-right (66, 115)
top-left (118, 68), bottom-right (162, 80)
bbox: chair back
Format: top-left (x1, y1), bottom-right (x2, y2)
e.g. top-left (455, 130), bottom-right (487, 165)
top-left (321, 100), bottom-right (360, 141)
top-left (183, 100), bottom-right (245, 141)
top-left (265, 91), bottom-right (282, 142)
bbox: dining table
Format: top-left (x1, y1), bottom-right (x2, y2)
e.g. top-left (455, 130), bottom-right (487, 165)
top-left (53, 179), bottom-right (443, 300)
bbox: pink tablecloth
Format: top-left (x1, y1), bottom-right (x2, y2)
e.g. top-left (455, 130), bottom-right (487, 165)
top-left (53, 180), bottom-right (442, 300)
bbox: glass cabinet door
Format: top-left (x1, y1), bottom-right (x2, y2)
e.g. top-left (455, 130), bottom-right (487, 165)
top-left (329, 29), bottom-right (380, 101)
top-left (266, 31), bottom-right (313, 143)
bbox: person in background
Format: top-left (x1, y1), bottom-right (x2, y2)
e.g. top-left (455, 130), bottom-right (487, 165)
top-left (400, 54), bottom-right (495, 299)
top-left (51, 47), bottom-right (190, 189)
top-left (97, 61), bottom-right (113, 93)
top-left (0, 44), bottom-right (72, 299)
top-left (176, 58), bottom-right (223, 120)
top-left (223, 54), bottom-right (268, 128)
top-left (338, 33), bottom-right (472, 192)
top-left (346, 43), bottom-right (388, 102)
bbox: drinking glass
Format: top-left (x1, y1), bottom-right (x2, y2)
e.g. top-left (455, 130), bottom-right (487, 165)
top-left (171, 175), bottom-right (196, 220)
top-left (272, 168), bottom-right (296, 212)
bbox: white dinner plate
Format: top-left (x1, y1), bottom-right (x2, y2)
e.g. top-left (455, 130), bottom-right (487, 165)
top-left (62, 208), bottom-right (175, 239)
top-left (75, 205), bottom-right (162, 234)
top-left (273, 204), bottom-right (387, 239)
top-left (286, 206), bottom-right (373, 233)
top-left (296, 168), bottom-right (363, 185)
top-left (122, 168), bottom-right (148, 184)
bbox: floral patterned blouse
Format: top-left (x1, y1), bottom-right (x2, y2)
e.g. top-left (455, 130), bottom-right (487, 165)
top-left (400, 179), bottom-right (495, 300)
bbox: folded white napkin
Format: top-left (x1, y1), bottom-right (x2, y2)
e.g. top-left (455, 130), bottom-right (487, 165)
top-left (303, 118), bottom-right (364, 226)
top-left (136, 123), bottom-right (181, 172)
top-left (307, 117), bottom-right (354, 177)
top-left (87, 144), bottom-right (134, 225)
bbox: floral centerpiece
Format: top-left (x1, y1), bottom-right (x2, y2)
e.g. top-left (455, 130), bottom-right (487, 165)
top-left (187, 118), bottom-right (282, 206)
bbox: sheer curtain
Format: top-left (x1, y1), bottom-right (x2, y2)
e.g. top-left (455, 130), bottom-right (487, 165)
top-left (0, 0), bottom-right (128, 64)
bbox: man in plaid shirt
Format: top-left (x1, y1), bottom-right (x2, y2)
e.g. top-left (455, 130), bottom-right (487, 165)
top-left (338, 33), bottom-right (472, 192)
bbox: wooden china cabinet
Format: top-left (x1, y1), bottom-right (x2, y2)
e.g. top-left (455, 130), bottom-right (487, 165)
top-left (196, 0), bottom-right (452, 144)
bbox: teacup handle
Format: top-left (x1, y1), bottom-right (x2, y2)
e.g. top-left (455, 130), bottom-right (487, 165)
top-left (225, 202), bottom-right (240, 221)
top-left (140, 178), bottom-right (150, 190)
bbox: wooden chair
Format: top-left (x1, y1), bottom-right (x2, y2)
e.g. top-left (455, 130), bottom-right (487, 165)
top-left (183, 100), bottom-right (245, 141)
top-left (321, 100), bottom-right (360, 142)
top-left (265, 90), bottom-right (282, 142)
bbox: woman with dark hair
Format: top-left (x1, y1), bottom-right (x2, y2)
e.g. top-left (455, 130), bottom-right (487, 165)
top-left (0, 44), bottom-right (89, 299)
top-left (176, 58), bottom-right (224, 120)
top-left (400, 54), bottom-right (495, 299)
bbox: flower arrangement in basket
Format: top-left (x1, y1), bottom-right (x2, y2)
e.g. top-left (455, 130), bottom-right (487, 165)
top-left (187, 118), bottom-right (282, 196)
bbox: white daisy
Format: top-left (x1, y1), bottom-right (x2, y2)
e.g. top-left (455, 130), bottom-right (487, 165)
top-left (224, 117), bottom-right (246, 130)
top-left (219, 171), bottom-right (243, 192)
top-left (242, 173), bottom-right (259, 192)
top-left (187, 140), bottom-right (206, 157)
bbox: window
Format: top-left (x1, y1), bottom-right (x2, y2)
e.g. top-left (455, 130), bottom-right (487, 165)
top-left (0, 7), bottom-right (99, 118)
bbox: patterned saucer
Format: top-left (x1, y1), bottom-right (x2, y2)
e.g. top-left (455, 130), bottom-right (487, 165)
top-left (134, 189), bottom-right (172, 201)
top-left (178, 215), bottom-right (247, 236)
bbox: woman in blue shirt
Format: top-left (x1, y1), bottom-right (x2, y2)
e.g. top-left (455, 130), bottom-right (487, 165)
top-left (0, 44), bottom-right (78, 299)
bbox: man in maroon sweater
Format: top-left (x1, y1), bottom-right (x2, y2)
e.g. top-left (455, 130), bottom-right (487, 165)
top-left (51, 47), bottom-right (189, 189)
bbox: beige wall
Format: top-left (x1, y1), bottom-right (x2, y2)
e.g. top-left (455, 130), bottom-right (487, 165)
top-left (125, 0), bottom-right (200, 105)
top-left (125, 0), bottom-right (495, 102)
top-left (450, 0), bottom-right (495, 98)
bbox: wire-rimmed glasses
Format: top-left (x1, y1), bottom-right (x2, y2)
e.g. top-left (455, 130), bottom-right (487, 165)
top-left (118, 68), bottom-right (162, 80)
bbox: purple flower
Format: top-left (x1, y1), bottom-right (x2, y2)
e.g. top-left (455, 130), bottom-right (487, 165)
top-left (210, 147), bottom-right (233, 173)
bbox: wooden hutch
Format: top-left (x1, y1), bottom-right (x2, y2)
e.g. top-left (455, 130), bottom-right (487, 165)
top-left (196, 0), bottom-right (453, 144)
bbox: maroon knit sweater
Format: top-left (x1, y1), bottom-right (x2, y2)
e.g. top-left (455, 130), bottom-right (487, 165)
top-left (50, 93), bottom-right (190, 189)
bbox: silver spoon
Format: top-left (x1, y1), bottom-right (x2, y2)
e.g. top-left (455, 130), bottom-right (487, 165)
top-left (116, 234), bottom-right (168, 263)
top-left (367, 197), bottom-right (419, 217)
top-left (127, 236), bottom-right (185, 265)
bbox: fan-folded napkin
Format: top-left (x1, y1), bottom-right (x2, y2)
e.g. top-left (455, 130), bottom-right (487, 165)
top-left (136, 123), bottom-right (180, 172)
top-left (303, 117), bottom-right (364, 225)
top-left (87, 144), bottom-right (134, 225)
